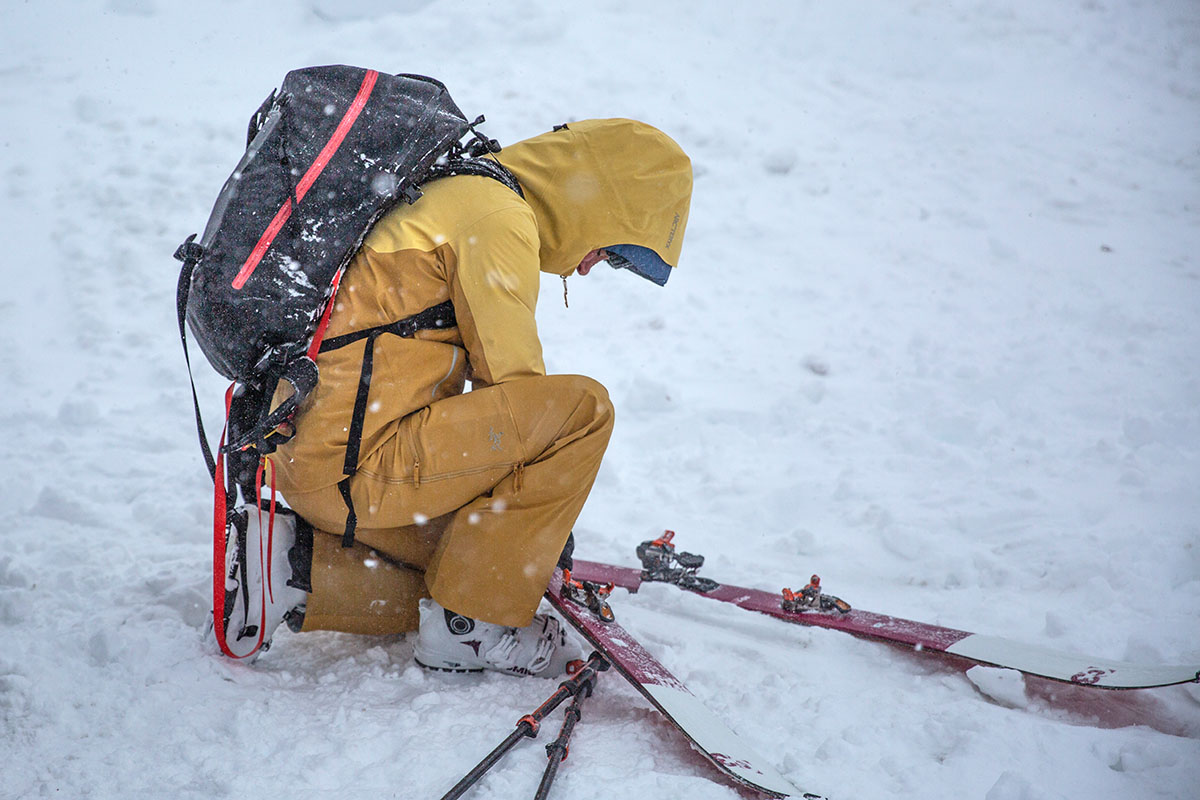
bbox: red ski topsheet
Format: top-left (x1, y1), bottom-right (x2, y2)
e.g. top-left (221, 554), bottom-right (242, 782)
top-left (546, 573), bottom-right (810, 799)
top-left (572, 560), bottom-right (971, 650)
top-left (571, 560), bottom-right (1200, 690)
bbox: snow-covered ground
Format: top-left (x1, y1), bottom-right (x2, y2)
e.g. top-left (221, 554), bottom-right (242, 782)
top-left (2, 1), bottom-right (1198, 798)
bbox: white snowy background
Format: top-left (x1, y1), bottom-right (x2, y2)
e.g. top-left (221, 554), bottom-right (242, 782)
top-left (2, 0), bottom-right (1198, 798)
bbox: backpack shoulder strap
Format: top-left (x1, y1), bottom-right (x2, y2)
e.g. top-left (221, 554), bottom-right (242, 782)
top-left (425, 155), bottom-right (524, 199)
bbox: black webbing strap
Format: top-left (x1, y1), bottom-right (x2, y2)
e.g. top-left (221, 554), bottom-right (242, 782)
top-left (323, 300), bottom-right (457, 547)
top-left (175, 235), bottom-right (218, 481)
top-left (289, 512), bottom-right (315, 593)
top-left (232, 509), bottom-right (253, 641)
top-left (336, 331), bottom-right (375, 547)
top-left (318, 299), bottom-right (456, 353)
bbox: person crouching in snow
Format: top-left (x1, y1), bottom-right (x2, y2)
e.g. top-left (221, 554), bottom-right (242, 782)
top-left (215, 119), bottom-right (693, 677)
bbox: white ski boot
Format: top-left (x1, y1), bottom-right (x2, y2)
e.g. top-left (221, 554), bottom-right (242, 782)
top-left (208, 504), bottom-right (308, 660)
top-left (413, 598), bottom-right (581, 677)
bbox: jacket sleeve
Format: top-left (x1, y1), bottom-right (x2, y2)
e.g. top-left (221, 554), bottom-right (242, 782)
top-left (448, 204), bottom-right (546, 388)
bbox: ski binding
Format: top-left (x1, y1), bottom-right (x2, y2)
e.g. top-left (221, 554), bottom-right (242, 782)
top-left (781, 575), bottom-right (851, 615)
top-left (560, 569), bottom-right (615, 623)
top-left (636, 530), bottom-right (720, 593)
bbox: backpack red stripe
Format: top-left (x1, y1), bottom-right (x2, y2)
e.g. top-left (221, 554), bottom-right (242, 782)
top-left (233, 199), bottom-right (295, 290)
top-left (232, 69), bottom-right (381, 290)
top-left (306, 268), bottom-right (345, 360)
top-left (295, 68), bottom-right (378, 200)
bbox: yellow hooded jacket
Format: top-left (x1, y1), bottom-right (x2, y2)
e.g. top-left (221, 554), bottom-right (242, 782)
top-left (271, 118), bottom-right (692, 508)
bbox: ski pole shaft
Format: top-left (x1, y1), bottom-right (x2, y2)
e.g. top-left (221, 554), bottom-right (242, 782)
top-left (439, 722), bottom-right (537, 800)
top-left (532, 689), bottom-right (587, 800)
top-left (438, 653), bottom-right (609, 800)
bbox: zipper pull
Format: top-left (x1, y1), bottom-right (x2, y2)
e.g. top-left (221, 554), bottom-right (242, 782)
top-left (562, 275), bottom-right (569, 308)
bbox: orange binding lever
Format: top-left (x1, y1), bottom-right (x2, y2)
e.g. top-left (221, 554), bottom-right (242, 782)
top-left (561, 569), bottom-right (615, 623)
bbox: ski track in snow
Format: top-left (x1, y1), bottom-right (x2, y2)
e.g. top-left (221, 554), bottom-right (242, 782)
top-left (2, 1), bottom-right (1198, 798)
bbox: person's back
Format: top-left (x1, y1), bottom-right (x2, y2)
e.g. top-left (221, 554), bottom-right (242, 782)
top-left (271, 172), bottom-right (539, 508)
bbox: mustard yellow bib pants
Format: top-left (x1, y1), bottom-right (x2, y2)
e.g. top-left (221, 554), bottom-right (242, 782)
top-left (279, 373), bottom-right (612, 634)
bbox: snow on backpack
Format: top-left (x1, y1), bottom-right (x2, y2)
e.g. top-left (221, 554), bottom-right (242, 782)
top-left (174, 65), bottom-right (521, 658)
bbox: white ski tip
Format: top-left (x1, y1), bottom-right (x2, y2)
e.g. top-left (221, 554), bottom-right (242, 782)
top-left (643, 683), bottom-right (804, 798)
top-left (946, 634), bottom-right (1200, 689)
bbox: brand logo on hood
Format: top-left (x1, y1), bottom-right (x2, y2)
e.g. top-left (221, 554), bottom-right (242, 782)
top-left (665, 213), bottom-right (680, 252)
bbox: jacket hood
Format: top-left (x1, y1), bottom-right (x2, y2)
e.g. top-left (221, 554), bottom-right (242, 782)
top-left (493, 119), bottom-right (692, 277)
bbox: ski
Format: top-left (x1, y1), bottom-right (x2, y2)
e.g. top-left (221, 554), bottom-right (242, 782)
top-left (570, 533), bottom-right (1200, 691)
top-left (546, 570), bottom-right (824, 800)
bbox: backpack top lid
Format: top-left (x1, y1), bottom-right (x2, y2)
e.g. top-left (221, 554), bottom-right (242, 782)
top-left (183, 66), bottom-right (472, 383)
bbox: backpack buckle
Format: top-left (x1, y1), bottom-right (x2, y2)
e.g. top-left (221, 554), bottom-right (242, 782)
top-left (226, 357), bottom-right (319, 455)
top-left (174, 233), bottom-right (204, 264)
top-left (398, 181), bottom-right (423, 204)
top-left (464, 114), bottom-right (501, 157)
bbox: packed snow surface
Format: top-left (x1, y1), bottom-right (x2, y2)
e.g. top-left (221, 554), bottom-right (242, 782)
top-left (2, 1), bottom-right (1198, 798)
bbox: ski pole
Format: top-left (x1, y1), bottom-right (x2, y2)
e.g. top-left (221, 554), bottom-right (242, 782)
top-left (438, 652), bottom-right (609, 800)
top-left (532, 678), bottom-right (593, 800)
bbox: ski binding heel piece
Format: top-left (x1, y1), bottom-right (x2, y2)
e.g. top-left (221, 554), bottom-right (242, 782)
top-left (560, 570), bottom-right (615, 623)
top-left (781, 574), bottom-right (851, 615)
top-left (635, 530), bottom-right (720, 593)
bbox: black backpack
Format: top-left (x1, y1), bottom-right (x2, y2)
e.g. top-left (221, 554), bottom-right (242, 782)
top-left (175, 65), bottom-right (520, 536)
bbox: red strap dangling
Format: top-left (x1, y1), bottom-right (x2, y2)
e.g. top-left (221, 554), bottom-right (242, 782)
top-left (211, 383), bottom-right (267, 660)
